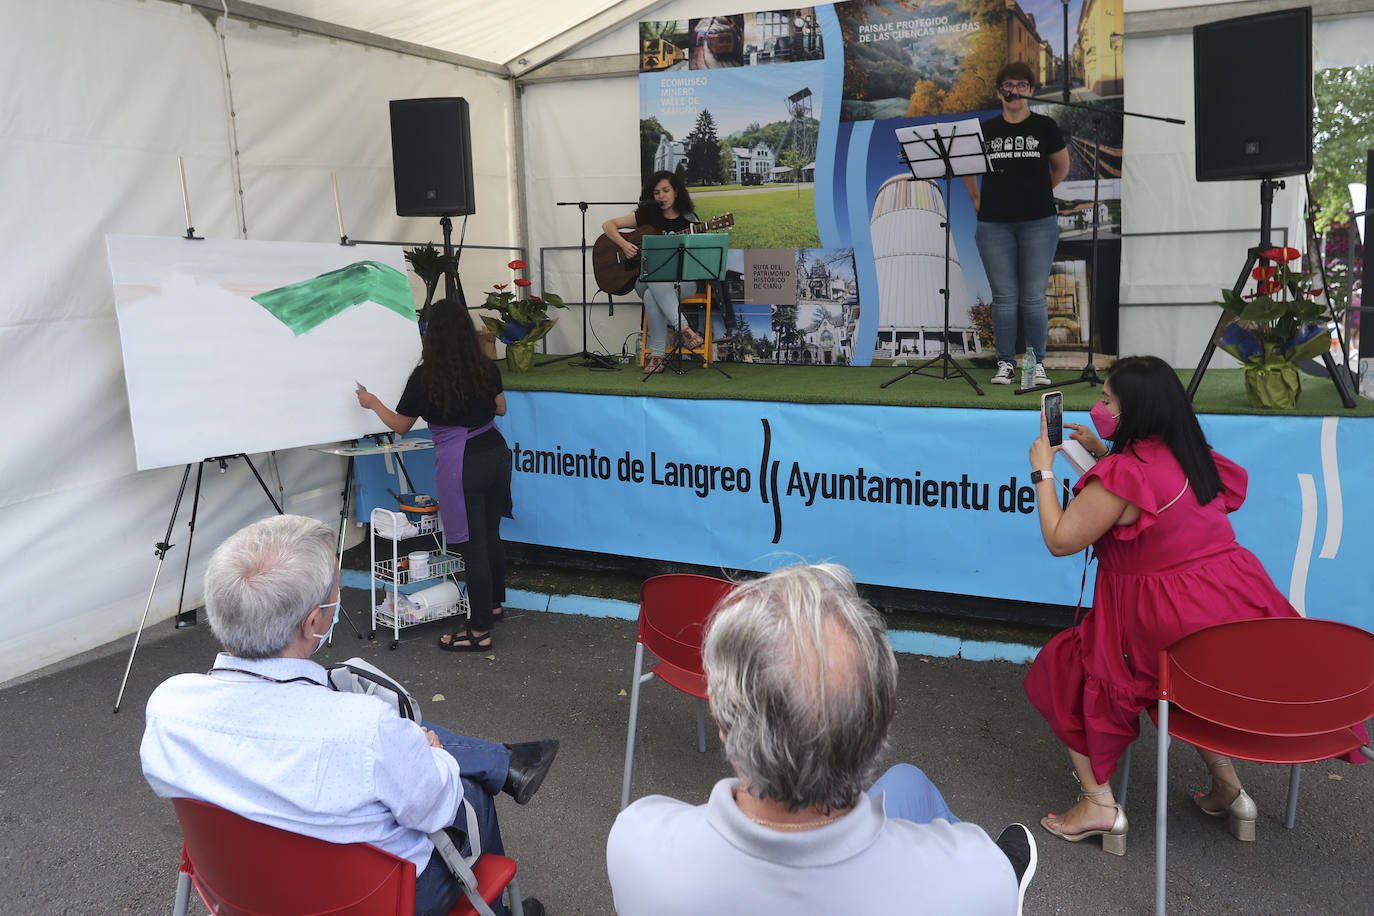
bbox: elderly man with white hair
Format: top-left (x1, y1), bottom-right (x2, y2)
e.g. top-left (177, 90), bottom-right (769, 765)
top-left (607, 562), bottom-right (1034, 915)
top-left (140, 514), bottom-right (556, 916)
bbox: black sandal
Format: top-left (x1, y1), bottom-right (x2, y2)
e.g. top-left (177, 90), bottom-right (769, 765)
top-left (437, 629), bottom-right (492, 652)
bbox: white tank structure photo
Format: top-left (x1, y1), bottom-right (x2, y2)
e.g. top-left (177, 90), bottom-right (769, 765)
top-left (869, 175), bottom-right (982, 361)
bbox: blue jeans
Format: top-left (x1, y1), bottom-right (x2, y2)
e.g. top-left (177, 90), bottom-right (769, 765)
top-left (413, 724), bottom-right (509, 916)
top-left (637, 280), bottom-right (686, 356)
top-left (866, 763), bottom-right (960, 824)
top-left (974, 215), bottom-right (1059, 363)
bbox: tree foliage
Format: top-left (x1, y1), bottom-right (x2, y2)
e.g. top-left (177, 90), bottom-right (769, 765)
top-left (1312, 66), bottom-right (1374, 232)
top-left (640, 117), bottom-right (672, 182)
top-left (685, 109), bottom-right (724, 185)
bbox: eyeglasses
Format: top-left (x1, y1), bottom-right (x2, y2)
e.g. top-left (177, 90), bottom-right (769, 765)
top-left (1000, 81), bottom-right (1032, 92)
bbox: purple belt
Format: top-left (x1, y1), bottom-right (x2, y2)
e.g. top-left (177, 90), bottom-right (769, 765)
top-left (430, 420), bottom-right (498, 544)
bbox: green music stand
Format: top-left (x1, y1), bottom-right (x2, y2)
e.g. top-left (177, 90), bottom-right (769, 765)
top-left (639, 232), bottom-right (731, 379)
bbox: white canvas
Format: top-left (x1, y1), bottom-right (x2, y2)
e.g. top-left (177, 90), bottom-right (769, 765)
top-left (107, 235), bottom-right (422, 470)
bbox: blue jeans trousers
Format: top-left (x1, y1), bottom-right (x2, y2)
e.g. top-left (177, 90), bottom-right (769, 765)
top-left (637, 280), bottom-right (686, 356)
top-left (866, 763), bottom-right (960, 824)
top-left (413, 724), bottom-right (509, 916)
top-left (974, 215), bottom-right (1060, 364)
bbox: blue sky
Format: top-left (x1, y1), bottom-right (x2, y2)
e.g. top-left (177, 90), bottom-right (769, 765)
top-left (1015, 0), bottom-right (1084, 59)
top-left (642, 60), bottom-right (825, 139)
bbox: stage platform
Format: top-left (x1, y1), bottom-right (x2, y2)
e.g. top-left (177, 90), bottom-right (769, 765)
top-left (501, 356), bottom-right (1374, 416)
top-left (355, 358), bottom-right (1374, 633)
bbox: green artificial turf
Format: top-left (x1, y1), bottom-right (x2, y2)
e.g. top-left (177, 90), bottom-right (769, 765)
top-left (502, 355), bottom-right (1374, 417)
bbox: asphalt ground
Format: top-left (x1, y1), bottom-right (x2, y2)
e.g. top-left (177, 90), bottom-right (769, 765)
top-left (3, 583), bottom-right (1372, 915)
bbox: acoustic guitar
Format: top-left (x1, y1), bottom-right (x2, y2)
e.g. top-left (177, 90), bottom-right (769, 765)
top-left (592, 213), bottom-right (735, 295)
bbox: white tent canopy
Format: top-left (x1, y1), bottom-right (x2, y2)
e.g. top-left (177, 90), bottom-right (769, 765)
top-left (2, 0), bottom-right (1372, 683)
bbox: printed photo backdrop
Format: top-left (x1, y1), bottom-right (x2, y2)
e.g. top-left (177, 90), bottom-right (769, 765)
top-left (638, 0), bottom-right (1124, 367)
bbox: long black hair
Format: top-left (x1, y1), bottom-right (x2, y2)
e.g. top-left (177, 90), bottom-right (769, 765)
top-left (418, 298), bottom-right (499, 418)
top-left (639, 169), bottom-right (695, 217)
top-left (1105, 355), bottom-right (1223, 504)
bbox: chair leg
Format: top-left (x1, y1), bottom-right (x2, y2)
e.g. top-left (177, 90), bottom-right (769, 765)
top-left (1117, 742), bottom-right (1133, 808)
top-left (1284, 763), bottom-right (1302, 829)
top-left (1155, 700), bottom-right (1169, 916)
top-left (507, 875), bottom-right (523, 916)
top-left (620, 643), bottom-right (647, 810)
top-left (696, 697), bottom-right (707, 753)
top-left (172, 871), bottom-right (191, 916)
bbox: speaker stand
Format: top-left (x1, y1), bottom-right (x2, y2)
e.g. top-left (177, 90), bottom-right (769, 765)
top-left (1186, 177), bottom-right (1355, 408)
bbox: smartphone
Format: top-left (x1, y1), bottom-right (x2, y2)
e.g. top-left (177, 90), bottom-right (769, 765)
top-left (1042, 391), bottom-right (1064, 447)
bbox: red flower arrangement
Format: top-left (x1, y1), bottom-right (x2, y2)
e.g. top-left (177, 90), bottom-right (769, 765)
top-left (1215, 246), bottom-right (1334, 407)
top-left (481, 258), bottom-right (566, 350)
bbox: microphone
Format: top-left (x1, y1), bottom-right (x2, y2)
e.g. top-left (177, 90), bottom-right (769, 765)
top-left (1002, 91), bottom-right (1033, 102)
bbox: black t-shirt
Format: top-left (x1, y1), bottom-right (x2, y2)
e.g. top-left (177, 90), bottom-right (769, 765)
top-left (635, 203), bottom-right (693, 234)
top-left (395, 365), bottom-right (503, 429)
top-left (976, 111), bottom-right (1065, 222)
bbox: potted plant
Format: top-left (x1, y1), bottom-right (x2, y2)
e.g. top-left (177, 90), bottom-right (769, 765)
top-left (481, 259), bottom-right (566, 372)
top-left (1215, 246), bottom-right (1334, 409)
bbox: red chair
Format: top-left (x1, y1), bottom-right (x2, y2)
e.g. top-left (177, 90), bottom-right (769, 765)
top-left (170, 797), bottom-right (523, 916)
top-left (1152, 617), bottom-right (1374, 915)
top-left (620, 573), bottom-right (736, 809)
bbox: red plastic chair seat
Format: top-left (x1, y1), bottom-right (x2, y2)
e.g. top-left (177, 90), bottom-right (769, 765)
top-left (620, 573), bottom-right (735, 808)
top-left (172, 797), bottom-right (518, 916)
top-left (1152, 617), bottom-right (1374, 915)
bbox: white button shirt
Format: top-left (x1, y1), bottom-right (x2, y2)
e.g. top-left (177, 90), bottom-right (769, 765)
top-left (140, 653), bottom-right (462, 870)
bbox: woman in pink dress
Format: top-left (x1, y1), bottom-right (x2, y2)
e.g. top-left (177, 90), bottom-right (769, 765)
top-left (1023, 355), bottom-right (1297, 855)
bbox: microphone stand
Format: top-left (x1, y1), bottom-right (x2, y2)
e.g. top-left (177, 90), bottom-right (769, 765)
top-left (1001, 91), bottom-right (1184, 395)
top-left (539, 200), bottom-right (636, 370)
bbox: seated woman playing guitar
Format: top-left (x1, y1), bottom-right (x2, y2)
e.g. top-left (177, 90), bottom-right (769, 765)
top-left (601, 170), bottom-right (707, 373)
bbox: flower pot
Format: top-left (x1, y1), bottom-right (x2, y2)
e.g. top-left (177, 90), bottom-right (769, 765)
top-left (505, 339), bottom-right (536, 372)
top-left (1244, 362), bottom-right (1301, 409)
top-left (499, 321), bottom-right (531, 344)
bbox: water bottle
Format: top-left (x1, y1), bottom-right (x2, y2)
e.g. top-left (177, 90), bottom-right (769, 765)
top-left (1020, 346), bottom-right (1035, 391)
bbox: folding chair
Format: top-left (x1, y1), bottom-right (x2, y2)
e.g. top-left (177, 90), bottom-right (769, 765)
top-left (170, 797), bottom-right (523, 916)
top-left (640, 285), bottom-right (714, 367)
top-left (620, 573), bottom-right (735, 809)
top-left (1152, 617), bottom-right (1374, 915)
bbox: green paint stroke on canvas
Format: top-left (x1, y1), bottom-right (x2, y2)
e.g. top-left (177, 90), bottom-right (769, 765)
top-left (252, 261), bottom-right (415, 335)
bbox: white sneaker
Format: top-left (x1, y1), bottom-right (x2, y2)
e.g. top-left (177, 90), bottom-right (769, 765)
top-left (992, 361), bottom-right (1015, 385)
top-left (1034, 363), bottom-right (1051, 386)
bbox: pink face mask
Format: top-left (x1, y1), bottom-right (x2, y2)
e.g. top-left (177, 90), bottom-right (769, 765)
top-left (1090, 401), bottom-right (1120, 440)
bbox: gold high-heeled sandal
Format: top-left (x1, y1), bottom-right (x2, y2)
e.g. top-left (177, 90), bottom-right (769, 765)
top-left (1041, 782), bottom-right (1129, 856)
top-left (1193, 756), bottom-right (1257, 842)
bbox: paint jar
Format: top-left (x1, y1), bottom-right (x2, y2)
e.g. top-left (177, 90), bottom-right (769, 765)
top-left (408, 551), bottom-right (430, 580)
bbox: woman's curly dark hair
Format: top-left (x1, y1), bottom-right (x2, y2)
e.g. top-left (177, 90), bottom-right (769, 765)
top-left (418, 298), bottom-right (499, 418)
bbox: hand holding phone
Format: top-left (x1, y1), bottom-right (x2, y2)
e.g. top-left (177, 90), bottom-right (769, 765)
top-left (1041, 391), bottom-right (1063, 448)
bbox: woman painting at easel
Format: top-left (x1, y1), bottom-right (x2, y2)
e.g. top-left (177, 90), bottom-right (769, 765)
top-left (356, 299), bottom-right (511, 652)
top-left (601, 171), bottom-right (706, 374)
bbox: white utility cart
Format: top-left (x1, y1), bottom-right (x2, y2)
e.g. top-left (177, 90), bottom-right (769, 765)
top-left (369, 505), bottom-right (469, 649)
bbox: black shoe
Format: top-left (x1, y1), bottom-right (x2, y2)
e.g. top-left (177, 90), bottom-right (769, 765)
top-left (517, 897), bottom-right (545, 916)
top-left (502, 740), bottom-right (559, 805)
top-left (995, 823), bottom-right (1037, 916)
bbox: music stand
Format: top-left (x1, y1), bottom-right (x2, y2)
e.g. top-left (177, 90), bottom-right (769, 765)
top-left (640, 233), bottom-right (732, 380)
top-left (881, 119), bottom-right (990, 395)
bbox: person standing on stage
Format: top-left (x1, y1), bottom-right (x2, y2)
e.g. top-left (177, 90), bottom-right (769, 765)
top-left (602, 171), bottom-right (706, 374)
top-left (357, 299), bottom-right (512, 652)
top-left (963, 61), bottom-right (1069, 387)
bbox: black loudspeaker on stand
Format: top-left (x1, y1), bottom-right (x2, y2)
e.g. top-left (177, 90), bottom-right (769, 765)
top-left (1193, 8), bottom-right (1312, 183)
top-left (1185, 7), bottom-right (1352, 407)
top-left (389, 97), bottom-right (476, 307)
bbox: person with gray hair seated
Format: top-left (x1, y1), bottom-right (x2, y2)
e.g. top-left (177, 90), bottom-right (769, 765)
top-left (140, 514), bottom-right (556, 916)
top-left (606, 563), bottom-right (1034, 915)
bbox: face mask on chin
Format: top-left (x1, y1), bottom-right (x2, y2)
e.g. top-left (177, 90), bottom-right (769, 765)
top-left (1089, 401), bottom-right (1120, 440)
